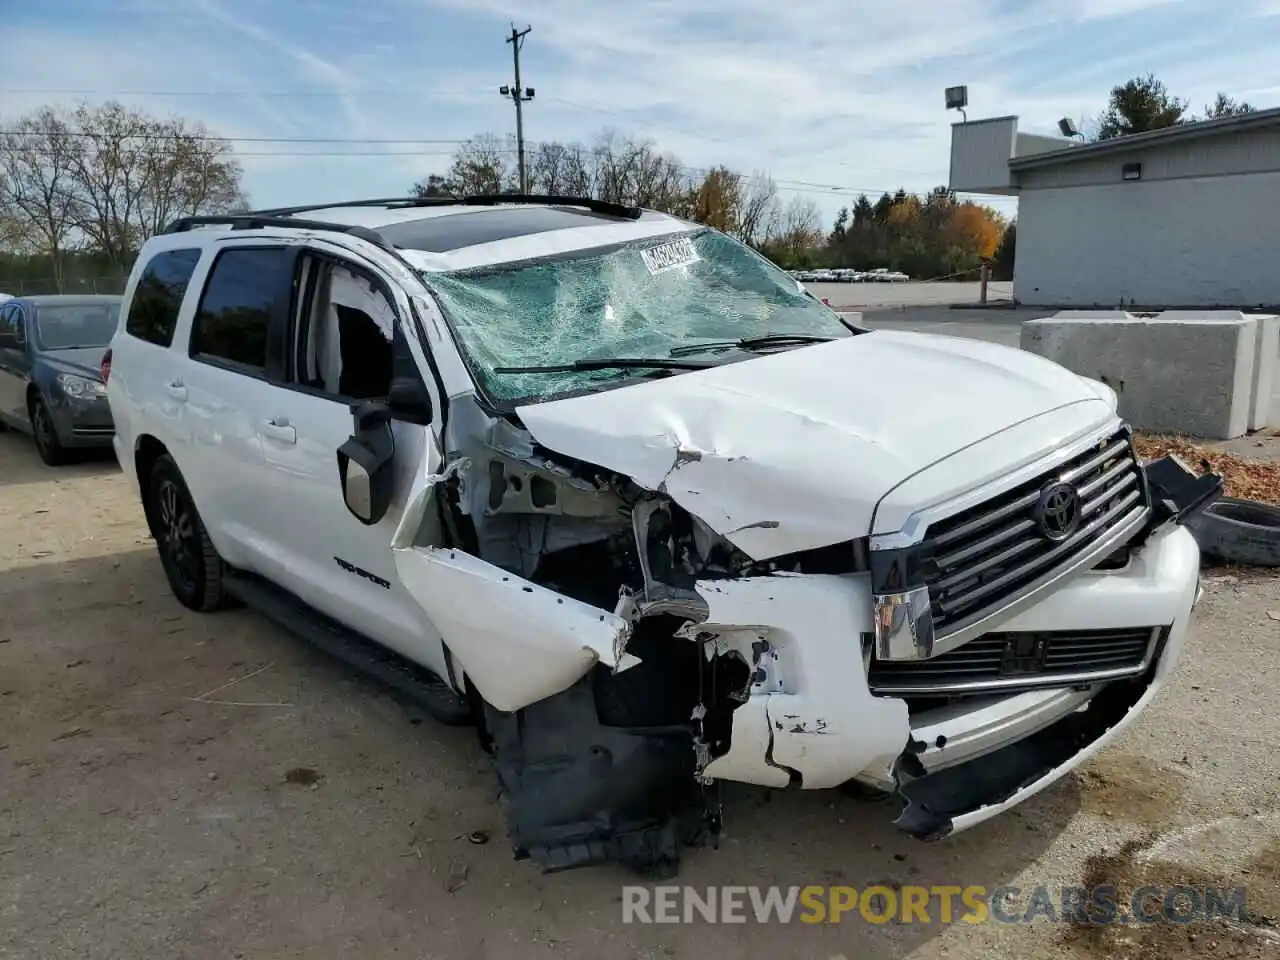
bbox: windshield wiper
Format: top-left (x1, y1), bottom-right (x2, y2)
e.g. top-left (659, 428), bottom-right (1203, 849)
top-left (492, 357), bottom-right (720, 374)
top-left (667, 333), bottom-right (836, 357)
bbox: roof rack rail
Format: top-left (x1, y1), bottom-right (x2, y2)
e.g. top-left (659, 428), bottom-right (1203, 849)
top-left (250, 194), bottom-right (644, 221)
top-left (459, 194), bottom-right (643, 220)
top-left (161, 215), bottom-right (395, 251)
top-left (247, 197), bottom-right (460, 217)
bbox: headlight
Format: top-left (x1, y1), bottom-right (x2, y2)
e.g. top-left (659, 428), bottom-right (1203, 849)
top-left (56, 373), bottom-right (106, 398)
top-left (869, 542), bottom-right (937, 660)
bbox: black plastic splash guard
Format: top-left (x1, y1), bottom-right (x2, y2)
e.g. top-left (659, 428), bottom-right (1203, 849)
top-left (1142, 455), bottom-right (1224, 525)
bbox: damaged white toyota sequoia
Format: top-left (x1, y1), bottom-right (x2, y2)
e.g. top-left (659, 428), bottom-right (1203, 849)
top-left (104, 196), bottom-right (1222, 878)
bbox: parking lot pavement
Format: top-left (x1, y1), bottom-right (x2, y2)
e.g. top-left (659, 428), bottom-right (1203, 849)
top-left (806, 281), bottom-right (1013, 310)
top-left (1, 430), bottom-right (1278, 960)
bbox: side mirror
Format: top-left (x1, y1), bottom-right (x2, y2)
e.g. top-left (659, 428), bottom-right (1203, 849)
top-left (336, 401), bottom-right (396, 525)
top-left (387, 373), bottom-right (433, 424)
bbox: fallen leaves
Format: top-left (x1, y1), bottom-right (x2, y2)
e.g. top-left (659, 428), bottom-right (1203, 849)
top-left (1132, 434), bottom-right (1280, 504)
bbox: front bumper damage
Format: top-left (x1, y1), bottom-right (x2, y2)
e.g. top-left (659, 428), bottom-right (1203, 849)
top-left (395, 433), bottom-right (1219, 875)
top-left (702, 454), bottom-right (1219, 838)
top-left (704, 520), bottom-right (1200, 837)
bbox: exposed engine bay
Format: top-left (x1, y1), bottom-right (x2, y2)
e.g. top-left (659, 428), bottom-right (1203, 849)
top-left (413, 407), bottom-right (886, 876)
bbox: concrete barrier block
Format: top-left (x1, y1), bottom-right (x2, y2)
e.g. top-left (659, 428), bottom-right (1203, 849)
top-left (1020, 312), bottom-right (1258, 440)
top-left (1244, 314), bottom-right (1278, 430)
top-left (1046, 310), bottom-right (1136, 320)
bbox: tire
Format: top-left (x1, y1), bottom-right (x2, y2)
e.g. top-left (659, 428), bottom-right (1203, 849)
top-left (29, 394), bottom-right (68, 466)
top-left (144, 454), bottom-right (231, 611)
top-left (1185, 496), bottom-right (1280, 568)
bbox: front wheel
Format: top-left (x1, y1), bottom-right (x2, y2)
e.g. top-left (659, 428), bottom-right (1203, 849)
top-left (144, 454), bottom-right (230, 612)
top-left (29, 394), bottom-right (67, 466)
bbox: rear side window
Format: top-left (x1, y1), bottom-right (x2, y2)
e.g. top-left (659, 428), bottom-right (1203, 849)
top-left (191, 247), bottom-right (295, 372)
top-left (124, 248), bottom-right (202, 346)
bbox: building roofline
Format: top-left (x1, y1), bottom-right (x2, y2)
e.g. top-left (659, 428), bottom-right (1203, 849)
top-left (950, 114), bottom-right (1019, 128)
top-left (1008, 105), bottom-right (1280, 171)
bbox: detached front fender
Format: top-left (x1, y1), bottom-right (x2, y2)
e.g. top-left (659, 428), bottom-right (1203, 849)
top-left (392, 545), bottom-right (631, 713)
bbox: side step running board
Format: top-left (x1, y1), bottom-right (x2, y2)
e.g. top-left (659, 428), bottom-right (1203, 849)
top-left (224, 570), bottom-right (473, 726)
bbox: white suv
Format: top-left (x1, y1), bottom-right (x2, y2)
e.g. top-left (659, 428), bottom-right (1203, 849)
top-left (104, 196), bottom-right (1220, 877)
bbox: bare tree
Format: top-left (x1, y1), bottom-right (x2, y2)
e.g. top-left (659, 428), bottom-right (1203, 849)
top-left (528, 141), bottom-right (572, 194)
top-left (135, 118), bottom-right (245, 238)
top-left (409, 128), bottom-right (800, 238)
top-left (764, 195), bottom-right (823, 262)
top-left (0, 101), bottom-right (247, 273)
top-left (0, 108), bottom-right (84, 289)
top-left (736, 172), bottom-right (778, 247)
top-left (524, 131), bottom-right (689, 212)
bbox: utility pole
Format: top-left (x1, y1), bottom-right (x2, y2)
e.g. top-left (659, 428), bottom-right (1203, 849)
top-left (499, 25), bottom-right (535, 194)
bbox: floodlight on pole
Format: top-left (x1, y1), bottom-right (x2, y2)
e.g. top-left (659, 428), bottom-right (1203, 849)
top-left (945, 85), bottom-right (968, 122)
top-left (1058, 117), bottom-right (1085, 140)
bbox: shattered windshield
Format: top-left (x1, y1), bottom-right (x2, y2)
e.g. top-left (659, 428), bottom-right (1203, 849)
top-left (423, 228), bottom-right (853, 403)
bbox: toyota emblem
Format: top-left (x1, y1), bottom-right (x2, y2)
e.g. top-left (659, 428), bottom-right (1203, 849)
top-left (1034, 481), bottom-right (1081, 542)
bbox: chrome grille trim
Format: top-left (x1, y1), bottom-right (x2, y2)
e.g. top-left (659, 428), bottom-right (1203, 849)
top-left (868, 627), bottom-right (1162, 696)
top-left (873, 423), bottom-right (1152, 661)
top-left (922, 427), bottom-right (1148, 637)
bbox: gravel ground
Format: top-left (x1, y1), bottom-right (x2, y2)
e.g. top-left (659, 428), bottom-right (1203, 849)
top-left (1, 430), bottom-right (1278, 960)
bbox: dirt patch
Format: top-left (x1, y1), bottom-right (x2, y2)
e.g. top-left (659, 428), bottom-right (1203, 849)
top-left (1073, 754), bottom-right (1189, 828)
top-left (1132, 433), bottom-right (1280, 504)
top-left (1061, 836), bottom-right (1280, 959)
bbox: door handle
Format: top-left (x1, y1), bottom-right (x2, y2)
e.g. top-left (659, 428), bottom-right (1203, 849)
top-left (164, 380), bottom-right (187, 401)
top-left (260, 418), bottom-right (296, 444)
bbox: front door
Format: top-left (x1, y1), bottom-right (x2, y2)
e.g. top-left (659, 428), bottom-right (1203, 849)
top-left (250, 249), bottom-right (449, 676)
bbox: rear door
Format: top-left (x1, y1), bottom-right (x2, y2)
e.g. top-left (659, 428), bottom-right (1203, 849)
top-left (177, 242), bottom-right (303, 573)
top-left (110, 245), bottom-right (206, 485)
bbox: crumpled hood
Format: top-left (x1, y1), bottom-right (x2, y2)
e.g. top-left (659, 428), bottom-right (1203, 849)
top-left (515, 330), bottom-right (1116, 559)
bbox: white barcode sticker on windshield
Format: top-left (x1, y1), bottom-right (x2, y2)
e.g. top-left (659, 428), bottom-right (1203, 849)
top-left (641, 236), bottom-right (700, 275)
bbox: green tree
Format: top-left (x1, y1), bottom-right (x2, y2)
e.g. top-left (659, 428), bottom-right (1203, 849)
top-left (828, 206), bottom-right (849, 246)
top-left (1095, 73), bottom-right (1189, 140)
top-left (411, 173), bottom-right (453, 197)
top-left (1202, 93), bottom-right (1256, 119)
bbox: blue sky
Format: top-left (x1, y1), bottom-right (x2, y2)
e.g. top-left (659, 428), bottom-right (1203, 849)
top-left (3, 0), bottom-right (1279, 227)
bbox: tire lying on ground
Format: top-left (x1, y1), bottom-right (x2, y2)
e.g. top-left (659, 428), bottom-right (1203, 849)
top-left (1184, 496), bottom-right (1280, 567)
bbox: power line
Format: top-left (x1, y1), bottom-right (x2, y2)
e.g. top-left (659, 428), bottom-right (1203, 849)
top-left (0, 130), bottom-right (475, 145)
top-left (0, 127), bottom-right (1016, 203)
top-left (0, 87), bottom-right (483, 99)
top-left (4, 84), bottom-right (948, 175)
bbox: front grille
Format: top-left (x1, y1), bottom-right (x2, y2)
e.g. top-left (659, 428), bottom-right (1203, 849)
top-left (868, 627), bottom-right (1159, 695)
top-left (920, 429), bottom-right (1148, 638)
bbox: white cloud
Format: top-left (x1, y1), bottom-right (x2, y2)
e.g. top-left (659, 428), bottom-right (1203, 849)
top-left (1, 0), bottom-right (1276, 223)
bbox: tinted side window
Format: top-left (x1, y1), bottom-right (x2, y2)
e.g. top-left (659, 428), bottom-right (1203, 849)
top-left (124, 248), bottom-right (202, 346)
top-left (191, 247), bottom-right (295, 371)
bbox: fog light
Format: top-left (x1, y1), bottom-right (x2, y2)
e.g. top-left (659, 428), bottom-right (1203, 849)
top-left (873, 586), bottom-right (936, 661)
